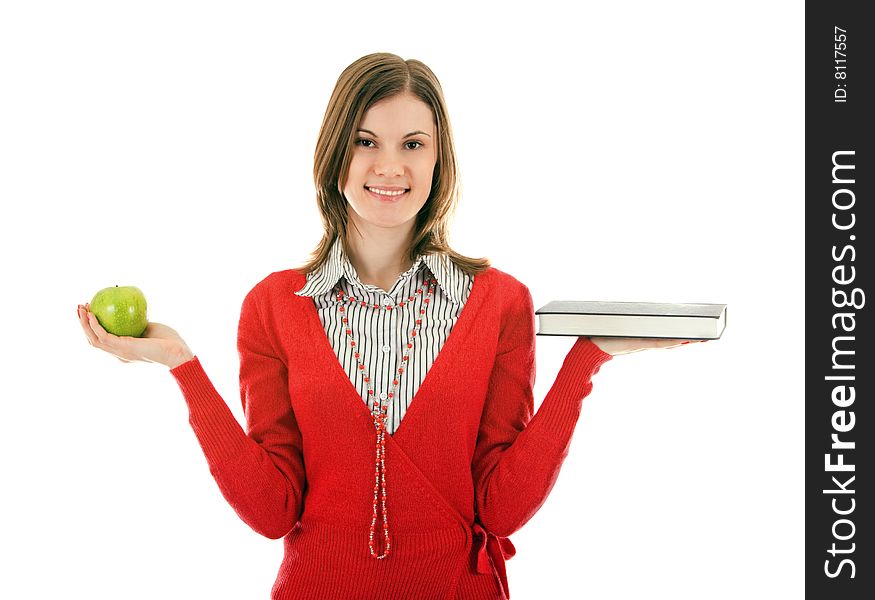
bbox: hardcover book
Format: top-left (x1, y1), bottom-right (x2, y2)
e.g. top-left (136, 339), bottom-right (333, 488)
top-left (535, 300), bottom-right (727, 340)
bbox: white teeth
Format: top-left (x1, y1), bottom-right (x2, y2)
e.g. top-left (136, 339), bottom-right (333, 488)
top-left (367, 187), bottom-right (407, 197)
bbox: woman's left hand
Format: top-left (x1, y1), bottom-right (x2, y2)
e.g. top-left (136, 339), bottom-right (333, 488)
top-left (586, 337), bottom-right (707, 356)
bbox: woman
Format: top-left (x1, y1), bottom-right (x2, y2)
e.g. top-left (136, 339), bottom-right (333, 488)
top-left (77, 52), bottom-right (700, 600)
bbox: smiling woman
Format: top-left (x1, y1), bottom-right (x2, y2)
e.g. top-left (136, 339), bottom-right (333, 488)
top-left (75, 51), bottom-right (698, 600)
top-left (301, 52), bottom-right (489, 291)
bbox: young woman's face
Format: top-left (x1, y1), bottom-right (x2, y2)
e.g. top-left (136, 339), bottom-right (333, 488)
top-left (341, 92), bottom-right (437, 236)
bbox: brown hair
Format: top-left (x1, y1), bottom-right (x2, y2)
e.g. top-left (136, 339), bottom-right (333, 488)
top-left (294, 52), bottom-right (491, 278)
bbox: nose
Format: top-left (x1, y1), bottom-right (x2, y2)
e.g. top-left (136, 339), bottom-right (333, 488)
top-left (373, 149), bottom-right (405, 177)
top-left (375, 162), bottom-right (403, 177)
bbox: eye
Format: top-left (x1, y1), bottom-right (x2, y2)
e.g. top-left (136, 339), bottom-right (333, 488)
top-left (354, 138), bottom-right (424, 150)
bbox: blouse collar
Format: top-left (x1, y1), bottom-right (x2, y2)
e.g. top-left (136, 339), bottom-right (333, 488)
top-left (294, 236), bottom-right (468, 306)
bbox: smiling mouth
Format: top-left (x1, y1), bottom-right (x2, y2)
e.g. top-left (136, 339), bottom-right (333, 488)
top-left (364, 186), bottom-right (410, 201)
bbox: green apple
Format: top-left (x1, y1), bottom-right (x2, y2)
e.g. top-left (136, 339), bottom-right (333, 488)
top-left (89, 285), bottom-right (149, 337)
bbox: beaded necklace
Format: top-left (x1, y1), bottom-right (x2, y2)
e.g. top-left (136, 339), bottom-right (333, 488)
top-left (333, 276), bottom-right (436, 559)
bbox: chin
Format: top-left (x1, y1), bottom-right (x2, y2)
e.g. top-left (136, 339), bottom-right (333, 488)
top-left (352, 195), bottom-right (423, 221)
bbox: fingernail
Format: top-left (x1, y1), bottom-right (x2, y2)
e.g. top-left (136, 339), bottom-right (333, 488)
top-left (681, 341), bottom-right (690, 344)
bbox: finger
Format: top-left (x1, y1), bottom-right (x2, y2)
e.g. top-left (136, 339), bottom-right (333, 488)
top-left (85, 308), bottom-right (137, 361)
top-left (79, 305), bottom-right (100, 346)
top-left (86, 309), bottom-right (118, 345)
top-left (660, 339), bottom-right (691, 349)
top-left (673, 339), bottom-right (708, 348)
top-left (653, 339), bottom-right (683, 348)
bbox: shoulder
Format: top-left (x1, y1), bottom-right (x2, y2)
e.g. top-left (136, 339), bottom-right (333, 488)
top-left (242, 268), bottom-right (309, 305)
top-left (478, 265), bottom-right (530, 299)
top-left (477, 266), bottom-right (532, 315)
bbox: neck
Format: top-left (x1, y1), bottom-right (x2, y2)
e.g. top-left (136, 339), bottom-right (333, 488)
top-left (344, 226), bottom-right (417, 290)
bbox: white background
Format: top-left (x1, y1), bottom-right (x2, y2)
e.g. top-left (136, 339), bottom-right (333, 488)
top-left (1, 1), bottom-right (803, 598)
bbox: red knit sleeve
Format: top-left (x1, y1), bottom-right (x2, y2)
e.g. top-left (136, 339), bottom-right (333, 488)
top-left (471, 282), bottom-right (613, 538)
top-left (168, 286), bottom-right (305, 540)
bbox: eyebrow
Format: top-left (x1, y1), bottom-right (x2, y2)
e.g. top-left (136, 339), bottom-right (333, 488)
top-left (356, 128), bottom-right (431, 138)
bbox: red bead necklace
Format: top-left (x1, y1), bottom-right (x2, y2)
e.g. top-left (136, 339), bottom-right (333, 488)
top-left (334, 277), bottom-right (436, 559)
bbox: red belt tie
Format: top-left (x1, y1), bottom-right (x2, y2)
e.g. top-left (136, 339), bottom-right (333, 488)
top-left (473, 521), bottom-right (517, 599)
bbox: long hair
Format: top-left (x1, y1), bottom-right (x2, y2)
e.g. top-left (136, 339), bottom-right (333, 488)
top-left (294, 52), bottom-right (490, 277)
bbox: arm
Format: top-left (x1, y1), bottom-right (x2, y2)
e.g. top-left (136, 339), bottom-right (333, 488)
top-left (471, 284), bottom-right (613, 537)
top-left (169, 288), bottom-right (306, 539)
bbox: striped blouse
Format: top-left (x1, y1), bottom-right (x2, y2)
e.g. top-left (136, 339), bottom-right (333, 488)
top-left (294, 237), bottom-right (474, 435)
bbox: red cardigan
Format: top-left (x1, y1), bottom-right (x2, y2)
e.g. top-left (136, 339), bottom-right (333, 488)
top-left (169, 266), bottom-right (613, 599)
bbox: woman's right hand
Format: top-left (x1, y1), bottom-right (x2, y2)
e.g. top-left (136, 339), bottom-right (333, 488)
top-left (77, 303), bottom-right (194, 368)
